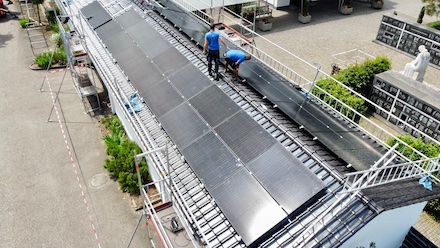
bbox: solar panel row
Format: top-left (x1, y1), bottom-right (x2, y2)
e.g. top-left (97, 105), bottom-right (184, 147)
top-left (82, 4), bottom-right (326, 246)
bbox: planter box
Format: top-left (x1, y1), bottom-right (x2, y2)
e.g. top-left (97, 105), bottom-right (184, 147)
top-left (298, 13), bottom-right (311, 24)
top-left (339, 6), bottom-right (353, 15)
top-left (258, 22), bottom-right (272, 31)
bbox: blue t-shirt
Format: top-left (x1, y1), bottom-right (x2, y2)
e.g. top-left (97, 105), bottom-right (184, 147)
top-left (205, 31), bottom-right (221, 51)
top-left (225, 50), bottom-right (246, 64)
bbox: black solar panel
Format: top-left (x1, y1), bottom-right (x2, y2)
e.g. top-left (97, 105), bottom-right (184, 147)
top-left (159, 3), bottom-right (207, 46)
top-left (189, 85), bottom-right (242, 128)
top-left (210, 168), bottom-right (287, 246)
top-left (115, 9), bottom-right (143, 29)
top-left (159, 103), bottom-right (210, 149)
top-left (248, 143), bottom-right (326, 214)
top-left (152, 47), bottom-right (190, 76)
top-left (168, 63), bottom-right (212, 99)
top-left (181, 132), bottom-right (240, 189)
top-left (81, 1), bottom-right (112, 29)
top-left (125, 21), bottom-right (172, 58)
top-left (111, 45), bottom-right (159, 87)
top-left (102, 30), bottom-right (134, 56)
top-left (241, 61), bottom-right (385, 169)
top-left (94, 20), bottom-right (121, 42)
top-left (142, 79), bottom-right (184, 118)
top-left (215, 111), bottom-right (277, 164)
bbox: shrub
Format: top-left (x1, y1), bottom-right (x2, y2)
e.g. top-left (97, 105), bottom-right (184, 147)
top-left (337, 56), bottom-right (391, 97)
top-left (19, 19), bottom-right (30, 28)
top-left (388, 134), bottom-right (440, 160)
top-left (427, 20), bottom-right (440, 30)
top-left (313, 56), bottom-right (390, 120)
top-left (425, 198), bottom-right (440, 220)
top-left (314, 76), bottom-right (368, 119)
top-left (101, 116), bottom-right (150, 194)
top-left (34, 52), bottom-right (52, 68)
top-left (34, 49), bottom-right (67, 67)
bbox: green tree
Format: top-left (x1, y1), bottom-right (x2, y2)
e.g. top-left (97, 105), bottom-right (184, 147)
top-left (422, 0), bottom-right (440, 19)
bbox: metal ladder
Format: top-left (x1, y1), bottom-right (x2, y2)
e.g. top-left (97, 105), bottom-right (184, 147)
top-left (21, 0), bottom-right (49, 56)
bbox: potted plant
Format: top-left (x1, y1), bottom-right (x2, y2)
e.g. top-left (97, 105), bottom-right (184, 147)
top-left (242, 8), bottom-right (254, 23)
top-left (298, 0), bottom-right (311, 24)
top-left (258, 18), bottom-right (272, 31)
top-left (339, 0), bottom-right (353, 15)
top-left (371, 0), bottom-right (383, 9)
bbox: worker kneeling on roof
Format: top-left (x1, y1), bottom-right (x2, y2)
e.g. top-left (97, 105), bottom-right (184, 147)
top-left (224, 50), bottom-right (251, 79)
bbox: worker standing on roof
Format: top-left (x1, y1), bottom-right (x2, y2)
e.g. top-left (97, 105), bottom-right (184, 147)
top-left (224, 49), bottom-right (251, 79)
top-left (203, 24), bottom-right (229, 81)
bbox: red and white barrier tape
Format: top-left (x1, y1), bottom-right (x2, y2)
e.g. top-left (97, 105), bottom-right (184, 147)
top-left (44, 74), bottom-right (101, 248)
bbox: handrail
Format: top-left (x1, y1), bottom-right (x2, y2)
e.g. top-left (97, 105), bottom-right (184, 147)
top-left (343, 157), bottom-right (440, 193)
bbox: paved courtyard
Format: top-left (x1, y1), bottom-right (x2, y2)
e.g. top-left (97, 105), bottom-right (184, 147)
top-left (252, 0), bottom-right (440, 88)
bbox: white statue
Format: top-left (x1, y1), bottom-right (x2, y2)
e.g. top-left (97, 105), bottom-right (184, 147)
top-left (403, 45), bottom-right (431, 83)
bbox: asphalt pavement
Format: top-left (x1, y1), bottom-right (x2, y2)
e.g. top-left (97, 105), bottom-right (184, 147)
top-left (0, 3), bottom-right (150, 248)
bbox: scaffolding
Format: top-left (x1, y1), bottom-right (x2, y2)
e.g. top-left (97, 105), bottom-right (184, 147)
top-left (40, 12), bottom-right (101, 117)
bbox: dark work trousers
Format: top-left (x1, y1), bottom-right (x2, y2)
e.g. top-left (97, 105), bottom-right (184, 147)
top-left (207, 49), bottom-right (220, 75)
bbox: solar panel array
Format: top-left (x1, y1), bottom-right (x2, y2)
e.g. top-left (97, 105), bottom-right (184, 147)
top-left (82, 4), bottom-right (326, 246)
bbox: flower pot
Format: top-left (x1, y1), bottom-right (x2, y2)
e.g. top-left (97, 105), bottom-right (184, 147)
top-left (371, 1), bottom-right (383, 9)
top-left (339, 6), bottom-right (353, 15)
top-left (298, 13), bottom-right (311, 24)
top-left (258, 22), bottom-right (272, 31)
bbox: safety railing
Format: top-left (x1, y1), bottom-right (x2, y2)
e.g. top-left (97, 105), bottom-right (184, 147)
top-left (342, 159), bottom-right (440, 194)
top-left (142, 186), bottom-right (174, 248)
top-left (169, 0), bottom-right (211, 25)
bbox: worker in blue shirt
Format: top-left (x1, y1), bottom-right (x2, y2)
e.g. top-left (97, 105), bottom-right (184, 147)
top-left (203, 24), bottom-right (229, 80)
top-left (224, 49), bottom-right (251, 79)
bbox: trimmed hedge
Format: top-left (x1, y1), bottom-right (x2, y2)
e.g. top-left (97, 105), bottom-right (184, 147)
top-left (388, 134), bottom-right (440, 220)
top-left (427, 20), bottom-right (440, 30)
top-left (388, 134), bottom-right (440, 161)
top-left (337, 56), bottom-right (391, 97)
top-left (312, 56), bottom-right (391, 120)
top-left (313, 77), bottom-right (368, 118)
top-left (101, 116), bottom-right (150, 194)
